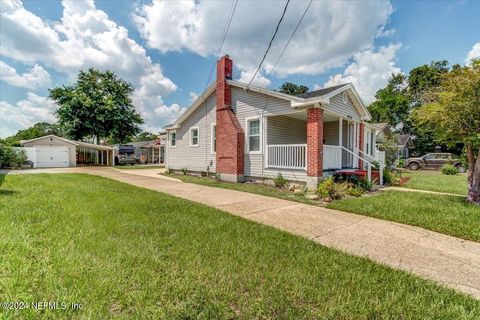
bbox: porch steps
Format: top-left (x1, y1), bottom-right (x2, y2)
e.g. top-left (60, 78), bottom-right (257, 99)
top-left (335, 170), bottom-right (381, 183)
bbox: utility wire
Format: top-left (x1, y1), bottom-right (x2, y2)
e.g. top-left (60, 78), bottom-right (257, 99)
top-left (203, 0), bottom-right (239, 94)
top-left (261, 0), bottom-right (312, 86)
top-left (247, 0), bottom-right (291, 88)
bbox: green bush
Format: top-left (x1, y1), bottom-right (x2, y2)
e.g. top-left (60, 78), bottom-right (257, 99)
top-left (273, 173), bottom-right (288, 188)
top-left (346, 186), bottom-right (364, 197)
top-left (383, 168), bottom-right (402, 186)
top-left (441, 164), bottom-right (458, 175)
top-left (0, 144), bottom-right (28, 168)
top-left (358, 178), bottom-right (374, 192)
top-left (317, 176), bottom-right (351, 200)
top-left (181, 167), bottom-right (188, 175)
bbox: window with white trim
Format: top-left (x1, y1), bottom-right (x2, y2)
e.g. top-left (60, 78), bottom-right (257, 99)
top-left (190, 127), bottom-right (199, 147)
top-left (247, 118), bottom-right (261, 153)
top-left (169, 131), bottom-right (176, 147)
top-left (211, 124), bottom-right (216, 154)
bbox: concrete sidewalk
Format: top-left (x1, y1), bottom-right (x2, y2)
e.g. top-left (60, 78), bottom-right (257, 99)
top-left (3, 167), bottom-right (480, 299)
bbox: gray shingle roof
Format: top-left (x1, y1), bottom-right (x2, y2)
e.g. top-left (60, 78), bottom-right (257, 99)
top-left (296, 83), bottom-right (349, 99)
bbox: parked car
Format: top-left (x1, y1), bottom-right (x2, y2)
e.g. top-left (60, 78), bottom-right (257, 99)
top-left (405, 153), bottom-right (466, 172)
top-left (113, 144), bottom-right (136, 165)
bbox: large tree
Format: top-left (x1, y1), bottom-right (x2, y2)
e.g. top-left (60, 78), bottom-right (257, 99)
top-left (278, 82), bottom-right (309, 95)
top-left (414, 60), bottom-right (480, 205)
top-left (2, 122), bottom-right (62, 146)
top-left (50, 69), bottom-right (143, 144)
top-left (367, 73), bottom-right (412, 132)
top-left (132, 131), bottom-right (158, 142)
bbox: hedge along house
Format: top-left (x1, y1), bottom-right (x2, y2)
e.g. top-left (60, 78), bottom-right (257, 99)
top-left (21, 135), bottom-right (114, 168)
top-left (165, 56), bottom-right (383, 188)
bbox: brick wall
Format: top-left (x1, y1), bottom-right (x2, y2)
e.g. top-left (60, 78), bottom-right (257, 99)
top-left (216, 55), bottom-right (245, 177)
top-left (306, 107), bottom-right (324, 177)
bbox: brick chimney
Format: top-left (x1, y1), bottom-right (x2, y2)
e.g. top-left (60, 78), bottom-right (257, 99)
top-left (215, 55), bottom-right (245, 182)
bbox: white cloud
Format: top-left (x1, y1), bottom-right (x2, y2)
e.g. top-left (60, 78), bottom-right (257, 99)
top-left (0, 0), bottom-right (177, 134)
top-left (0, 92), bottom-right (57, 137)
top-left (189, 91), bottom-right (199, 103)
top-left (466, 42), bottom-right (480, 63)
top-left (238, 70), bottom-right (271, 88)
top-left (134, 0), bottom-right (393, 80)
top-left (154, 104), bottom-right (187, 126)
top-left (323, 44), bottom-right (402, 104)
top-left (0, 61), bottom-right (51, 90)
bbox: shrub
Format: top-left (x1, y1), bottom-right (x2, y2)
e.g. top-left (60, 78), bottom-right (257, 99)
top-left (0, 144), bottom-right (27, 168)
top-left (383, 168), bottom-right (402, 186)
top-left (358, 178), bottom-right (374, 192)
top-left (346, 186), bottom-right (364, 197)
top-left (441, 164), bottom-right (459, 175)
top-left (181, 167), bottom-right (188, 175)
top-left (317, 177), bottom-right (346, 200)
top-left (273, 173), bottom-right (288, 188)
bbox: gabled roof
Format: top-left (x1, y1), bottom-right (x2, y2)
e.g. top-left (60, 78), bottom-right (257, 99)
top-left (296, 83), bottom-right (349, 99)
top-left (396, 134), bottom-right (414, 147)
top-left (165, 80), bottom-right (370, 129)
top-left (21, 134), bottom-right (113, 150)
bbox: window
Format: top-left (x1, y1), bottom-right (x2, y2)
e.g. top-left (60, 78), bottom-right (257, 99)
top-left (247, 117), bottom-right (261, 153)
top-left (342, 91), bottom-right (348, 104)
top-left (169, 131), bottom-right (176, 147)
top-left (190, 126), bottom-right (199, 147)
top-left (211, 124), bottom-right (216, 154)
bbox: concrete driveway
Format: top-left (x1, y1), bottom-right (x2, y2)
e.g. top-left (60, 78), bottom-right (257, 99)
top-left (2, 166), bottom-right (480, 299)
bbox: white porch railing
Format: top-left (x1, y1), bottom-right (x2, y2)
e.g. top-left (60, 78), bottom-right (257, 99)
top-left (266, 144), bottom-right (306, 170)
top-left (323, 145), bottom-right (342, 170)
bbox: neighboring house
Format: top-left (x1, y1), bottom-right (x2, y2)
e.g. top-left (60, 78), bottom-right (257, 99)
top-left (371, 122), bottom-right (392, 146)
top-left (165, 55), bottom-right (380, 188)
top-left (128, 136), bottom-right (165, 164)
top-left (21, 135), bottom-right (114, 168)
top-left (396, 134), bottom-right (414, 159)
top-left (371, 123), bottom-right (414, 161)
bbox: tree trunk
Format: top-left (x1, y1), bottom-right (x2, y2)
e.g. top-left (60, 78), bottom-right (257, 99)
top-left (466, 143), bottom-right (480, 205)
top-left (96, 134), bottom-right (101, 145)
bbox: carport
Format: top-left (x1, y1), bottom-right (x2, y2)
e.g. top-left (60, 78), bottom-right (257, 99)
top-left (21, 135), bottom-right (114, 168)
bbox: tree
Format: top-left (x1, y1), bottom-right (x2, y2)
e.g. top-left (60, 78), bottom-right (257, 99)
top-left (408, 60), bottom-right (449, 106)
top-left (50, 69), bottom-right (143, 144)
top-left (414, 60), bottom-right (480, 205)
top-left (278, 82), bottom-right (309, 95)
top-left (2, 122), bottom-right (62, 146)
top-left (132, 131), bottom-right (158, 142)
top-left (367, 73), bottom-right (412, 132)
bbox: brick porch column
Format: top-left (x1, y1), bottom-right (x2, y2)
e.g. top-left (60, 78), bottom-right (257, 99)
top-left (306, 107), bottom-right (324, 189)
top-left (216, 55), bottom-right (245, 182)
top-left (358, 123), bottom-right (365, 169)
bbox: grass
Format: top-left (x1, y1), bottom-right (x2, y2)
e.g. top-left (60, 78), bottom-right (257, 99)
top-left (115, 164), bottom-right (165, 170)
top-left (400, 169), bottom-right (467, 195)
top-left (329, 190), bottom-right (480, 242)
top-left (167, 173), bottom-right (321, 206)
top-left (1, 174), bottom-right (478, 319)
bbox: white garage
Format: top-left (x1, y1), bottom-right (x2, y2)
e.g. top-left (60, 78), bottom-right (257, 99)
top-left (31, 146), bottom-right (70, 168)
top-left (21, 135), bottom-right (114, 168)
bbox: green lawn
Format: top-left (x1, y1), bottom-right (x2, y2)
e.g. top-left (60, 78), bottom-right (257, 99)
top-left (167, 173), bottom-right (321, 206)
top-left (329, 190), bottom-right (480, 242)
top-left (400, 170), bottom-right (467, 195)
top-left (115, 164), bottom-right (165, 170)
top-left (1, 174), bottom-right (478, 319)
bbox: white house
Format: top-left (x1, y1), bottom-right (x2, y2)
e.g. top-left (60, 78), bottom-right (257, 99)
top-left (165, 56), bottom-right (381, 188)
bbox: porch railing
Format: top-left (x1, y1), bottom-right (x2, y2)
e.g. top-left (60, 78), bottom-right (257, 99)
top-left (323, 145), bottom-right (342, 170)
top-left (266, 144), bottom-right (306, 170)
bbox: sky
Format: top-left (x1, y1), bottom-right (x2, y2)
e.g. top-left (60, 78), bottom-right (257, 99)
top-left (0, 0), bottom-right (479, 138)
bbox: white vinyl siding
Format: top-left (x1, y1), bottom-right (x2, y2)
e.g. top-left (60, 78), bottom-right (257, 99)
top-left (21, 136), bottom-right (76, 166)
top-left (266, 115), bottom-right (306, 145)
top-left (324, 92), bottom-right (361, 122)
top-left (165, 91), bottom-right (216, 172)
top-left (211, 123), bottom-right (216, 154)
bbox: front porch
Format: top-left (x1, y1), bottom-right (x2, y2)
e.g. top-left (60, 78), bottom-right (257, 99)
top-left (263, 110), bottom-right (382, 186)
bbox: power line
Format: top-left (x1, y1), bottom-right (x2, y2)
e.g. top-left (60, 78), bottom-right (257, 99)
top-left (247, 0), bottom-right (291, 88)
top-left (203, 0), bottom-right (239, 94)
top-left (262, 0), bottom-right (312, 85)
